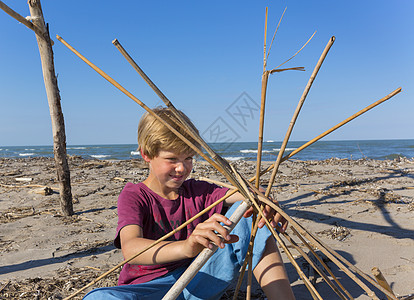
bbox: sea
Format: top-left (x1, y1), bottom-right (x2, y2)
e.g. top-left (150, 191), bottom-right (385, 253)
top-left (1, 140), bottom-right (413, 162)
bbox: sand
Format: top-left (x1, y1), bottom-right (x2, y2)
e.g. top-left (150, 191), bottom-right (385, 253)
top-left (0, 156), bottom-right (413, 299)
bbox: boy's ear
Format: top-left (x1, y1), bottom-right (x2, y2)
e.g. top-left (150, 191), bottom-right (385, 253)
top-left (140, 149), bottom-right (151, 162)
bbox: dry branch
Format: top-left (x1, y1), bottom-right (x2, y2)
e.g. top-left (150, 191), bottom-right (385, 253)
top-left (0, 0), bottom-right (52, 43)
top-left (28, 0), bottom-right (72, 215)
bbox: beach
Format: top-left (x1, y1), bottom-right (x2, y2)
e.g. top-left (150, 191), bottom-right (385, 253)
top-left (0, 156), bottom-right (413, 299)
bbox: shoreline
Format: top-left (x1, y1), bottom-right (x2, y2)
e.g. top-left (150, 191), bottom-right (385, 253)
top-left (1, 139), bottom-right (414, 162)
top-left (1, 157), bottom-right (413, 299)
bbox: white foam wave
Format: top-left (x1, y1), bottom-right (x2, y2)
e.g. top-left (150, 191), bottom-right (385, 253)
top-left (130, 151), bottom-right (141, 156)
top-left (19, 153), bottom-right (35, 156)
top-left (25, 148), bottom-right (35, 151)
top-left (273, 148), bottom-right (296, 152)
top-left (225, 156), bottom-right (244, 161)
top-left (68, 147), bottom-right (87, 150)
top-left (266, 140), bottom-right (275, 143)
top-left (240, 149), bottom-right (272, 154)
top-left (90, 154), bottom-right (110, 159)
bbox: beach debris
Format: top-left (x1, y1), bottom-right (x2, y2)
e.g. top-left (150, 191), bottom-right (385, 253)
top-left (0, 206), bottom-right (36, 223)
top-left (15, 177), bottom-right (33, 182)
top-left (0, 266), bottom-right (120, 300)
top-left (317, 223), bottom-right (351, 241)
top-left (112, 177), bottom-right (127, 182)
top-left (29, 186), bottom-right (54, 196)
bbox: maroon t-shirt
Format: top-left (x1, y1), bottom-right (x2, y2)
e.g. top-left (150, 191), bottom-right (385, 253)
top-left (114, 179), bottom-right (228, 285)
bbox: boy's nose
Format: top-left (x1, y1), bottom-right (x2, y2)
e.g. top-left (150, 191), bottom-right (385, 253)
top-left (175, 162), bottom-right (185, 172)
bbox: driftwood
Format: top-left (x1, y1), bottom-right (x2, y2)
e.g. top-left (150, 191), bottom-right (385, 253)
top-left (0, 0), bottom-right (72, 216)
top-left (28, 0), bottom-right (73, 216)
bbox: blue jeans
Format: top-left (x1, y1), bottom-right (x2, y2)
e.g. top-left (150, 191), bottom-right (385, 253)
top-left (84, 202), bottom-right (272, 300)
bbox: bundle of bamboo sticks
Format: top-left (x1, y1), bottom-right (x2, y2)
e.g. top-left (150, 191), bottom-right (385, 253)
top-left (57, 8), bottom-right (402, 300)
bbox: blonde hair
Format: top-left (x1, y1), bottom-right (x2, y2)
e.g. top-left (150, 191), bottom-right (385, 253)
top-left (137, 107), bottom-right (200, 159)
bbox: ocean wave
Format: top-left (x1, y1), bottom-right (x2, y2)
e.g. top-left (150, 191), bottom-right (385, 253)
top-left (130, 151), bottom-right (141, 156)
top-left (19, 153), bottom-right (35, 156)
top-left (240, 149), bottom-right (273, 154)
top-left (90, 154), bottom-right (111, 159)
top-left (68, 147), bottom-right (87, 150)
top-left (25, 148), bottom-right (35, 151)
top-left (273, 148), bottom-right (296, 152)
top-left (225, 156), bottom-right (244, 161)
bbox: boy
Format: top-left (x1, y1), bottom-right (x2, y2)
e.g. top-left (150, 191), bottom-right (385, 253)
top-left (84, 107), bottom-right (295, 299)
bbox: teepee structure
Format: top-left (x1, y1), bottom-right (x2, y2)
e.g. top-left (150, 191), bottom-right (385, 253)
top-left (57, 7), bottom-right (402, 300)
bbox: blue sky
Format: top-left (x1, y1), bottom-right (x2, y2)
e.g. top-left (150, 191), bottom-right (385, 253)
top-left (1, 1), bottom-right (413, 146)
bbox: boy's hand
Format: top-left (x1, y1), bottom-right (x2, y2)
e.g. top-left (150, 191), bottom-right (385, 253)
top-left (183, 214), bottom-right (239, 258)
top-left (243, 197), bottom-right (288, 233)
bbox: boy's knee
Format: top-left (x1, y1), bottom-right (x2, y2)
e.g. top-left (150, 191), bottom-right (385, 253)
top-left (83, 288), bottom-right (121, 300)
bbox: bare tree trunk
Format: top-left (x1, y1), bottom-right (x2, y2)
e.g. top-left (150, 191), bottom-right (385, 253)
top-left (28, 0), bottom-right (73, 216)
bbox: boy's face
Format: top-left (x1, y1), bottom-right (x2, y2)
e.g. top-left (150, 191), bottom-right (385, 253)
top-left (143, 149), bottom-right (194, 196)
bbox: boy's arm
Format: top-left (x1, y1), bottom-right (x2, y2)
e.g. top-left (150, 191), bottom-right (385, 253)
top-left (120, 224), bottom-right (188, 265)
top-left (120, 214), bottom-right (238, 265)
top-left (223, 188), bottom-right (245, 206)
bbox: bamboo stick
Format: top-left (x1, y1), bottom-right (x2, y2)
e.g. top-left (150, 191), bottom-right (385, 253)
top-left (197, 177), bottom-right (235, 189)
top-left (111, 38), bottom-right (252, 205)
top-left (246, 216), bottom-right (254, 300)
top-left (255, 6), bottom-right (269, 189)
top-left (291, 227), bottom-right (353, 299)
top-left (282, 87), bottom-right (402, 161)
top-left (283, 231), bottom-right (348, 300)
top-left (255, 70), bottom-right (269, 189)
top-left (263, 7), bottom-right (268, 72)
top-left (249, 8), bottom-right (269, 299)
top-left (265, 36), bottom-right (335, 198)
top-left (371, 267), bottom-right (396, 300)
